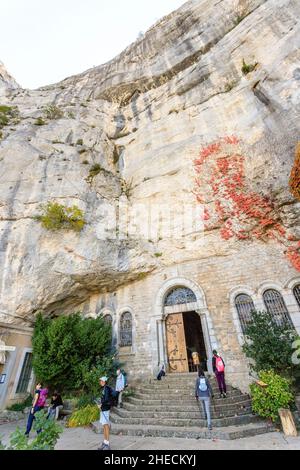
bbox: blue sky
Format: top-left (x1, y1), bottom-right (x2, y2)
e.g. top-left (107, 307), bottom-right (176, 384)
top-left (0, 0), bottom-right (186, 89)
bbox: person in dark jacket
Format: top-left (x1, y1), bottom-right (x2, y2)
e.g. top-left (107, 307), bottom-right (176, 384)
top-left (195, 368), bottom-right (213, 431)
top-left (97, 377), bottom-right (112, 451)
top-left (212, 350), bottom-right (227, 398)
top-left (47, 392), bottom-right (63, 420)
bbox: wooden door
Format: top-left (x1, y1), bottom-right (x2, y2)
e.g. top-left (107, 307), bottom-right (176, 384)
top-left (166, 313), bottom-right (188, 373)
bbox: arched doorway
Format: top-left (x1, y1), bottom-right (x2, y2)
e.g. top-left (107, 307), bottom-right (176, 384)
top-left (164, 286), bottom-right (208, 373)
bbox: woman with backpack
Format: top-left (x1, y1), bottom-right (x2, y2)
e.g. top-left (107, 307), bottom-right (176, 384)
top-left (25, 383), bottom-right (48, 437)
top-left (212, 350), bottom-right (227, 398)
top-left (195, 368), bottom-right (213, 431)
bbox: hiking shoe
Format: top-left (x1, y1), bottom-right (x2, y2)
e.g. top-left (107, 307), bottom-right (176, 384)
top-left (102, 444), bottom-right (111, 451)
top-left (223, 393), bottom-right (227, 398)
top-left (208, 425), bottom-right (213, 431)
top-left (97, 442), bottom-right (105, 451)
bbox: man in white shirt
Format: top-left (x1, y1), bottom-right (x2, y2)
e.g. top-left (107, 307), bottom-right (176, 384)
top-left (115, 368), bottom-right (125, 408)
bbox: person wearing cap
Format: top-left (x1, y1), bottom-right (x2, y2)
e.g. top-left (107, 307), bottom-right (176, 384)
top-left (97, 376), bottom-right (112, 451)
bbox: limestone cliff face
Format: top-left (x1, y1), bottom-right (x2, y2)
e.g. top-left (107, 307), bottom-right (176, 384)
top-left (0, 0), bottom-right (300, 323)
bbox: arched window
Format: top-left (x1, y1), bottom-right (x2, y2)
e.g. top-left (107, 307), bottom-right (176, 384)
top-left (103, 314), bottom-right (113, 326)
top-left (164, 287), bottom-right (197, 307)
top-left (293, 284), bottom-right (300, 309)
top-left (120, 312), bottom-right (132, 347)
top-left (263, 289), bottom-right (293, 327)
top-left (235, 294), bottom-right (255, 333)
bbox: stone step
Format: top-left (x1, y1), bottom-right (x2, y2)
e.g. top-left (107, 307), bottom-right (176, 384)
top-left (133, 390), bottom-right (245, 400)
top-left (112, 407), bottom-right (253, 420)
top-left (136, 384), bottom-right (237, 393)
top-left (127, 395), bottom-right (247, 406)
top-left (92, 421), bottom-right (276, 441)
top-left (122, 397), bottom-right (252, 413)
top-left (110, 413), bottom-right (260, 428)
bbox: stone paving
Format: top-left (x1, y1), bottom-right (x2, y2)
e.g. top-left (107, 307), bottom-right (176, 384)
top-left (1, 419), bottom-right (300, 450)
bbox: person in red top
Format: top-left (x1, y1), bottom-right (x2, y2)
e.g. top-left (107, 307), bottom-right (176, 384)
top-left (212, 350), bottom-right (227, 398)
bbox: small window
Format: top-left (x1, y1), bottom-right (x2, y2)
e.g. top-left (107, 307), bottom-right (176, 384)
top-left (263, 289), bottom-right (293, 327)
top-left (293, 284), bottom-right (300, 309)
top-left (16, 352), bottom-right (33, 394)
top-left (120, 312), bottom-right (132, 347)
top-left (235, 294), bottom-right (255, 333)
top-left (103, 314), bottom-right (113, 325)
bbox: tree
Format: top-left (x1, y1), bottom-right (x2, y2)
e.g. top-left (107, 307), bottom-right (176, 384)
top-left (242, 310), bottom-right (300, 381)
top-left (32, 313), bottom-right (113, 391)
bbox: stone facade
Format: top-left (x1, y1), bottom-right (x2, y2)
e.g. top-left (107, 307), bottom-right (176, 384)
top-left (0, 0), bottom-right (300, 397)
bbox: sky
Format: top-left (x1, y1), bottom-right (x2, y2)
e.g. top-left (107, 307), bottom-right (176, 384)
top-left (0, 0), bottom-right (186, 89)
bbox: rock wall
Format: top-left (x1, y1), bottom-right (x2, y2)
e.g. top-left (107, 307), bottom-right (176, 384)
top-left (0, 0), bottom-right (300, 327)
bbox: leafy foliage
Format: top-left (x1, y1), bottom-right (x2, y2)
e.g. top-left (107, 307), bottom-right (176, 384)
top-left (243, 310), bottom-right (299, 379)
top-left (67, 404), bottom-right (99, 428)
top-left (87, 163), bottom-right (102, 182)
top-left (81, 355), bottom-right (119, 397)
top-left (250, 370), bottom-right (294, 422)
top-left (0, 105), bottom-right (19, 129)
top-left (43, 104), bottom-right (64, 120)
top-left (1, 410), bottom-right (63, 450)
top-left (32, 313), bottom-right (113, 392)
top-left (37, 201), bottom-right (86, 232)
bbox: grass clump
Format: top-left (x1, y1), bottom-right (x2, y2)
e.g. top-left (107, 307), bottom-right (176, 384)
top-left (34, 117), bottom-right (46, 126)
top-left (67, 405), bottom-right (99, 428)
top-left (87, 163), bottom-right (102, 182)
top-left (224, 80), bottom-right (238, 93)
top-left (0, 105), bottom-right (20, 129)
top-left (37, 201), bottom-right (86, 232)
top-left (43, 104), bottom-right (64, 120)
top-left (241, 59), bottom-right (258, 76)
top-left (76, 139), bottom-right (83, 146)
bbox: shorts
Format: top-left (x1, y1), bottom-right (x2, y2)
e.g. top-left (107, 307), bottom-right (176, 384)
top-left (100, 410), bottom-right (110, 426)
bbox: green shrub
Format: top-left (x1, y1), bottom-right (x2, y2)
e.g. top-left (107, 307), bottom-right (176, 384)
top-left (34, 117), bottom-right (46, 126)
top-left (81, 355), bottom-right (119, 397)
top-left (82, 160), bottom-right (89, 165)
top-left (76, 139), bottom-right (83, 146)
top-left (2, 410), bottom-right (63, 450)
top-left (154, 253), bottom-right (163, 258)
top-left (7, 395), bottom-right (32, 412)
top-left (242, 311), bottom-right (300, 380)
top-left (241, 59), bottom-right (258, 75)
top-left (224, 80), bottom-right (238, 93)
top-left (67, 405), bottom-right (99, 428)
top-left (43, 104), bottom-right (64, 120)
top-left (0, 105), bottom-right (19, 129)
top-left (250, 370), bottom-right (294, 422)
top-left (32, 313), bottom-right (113, 392)
top-left (37, 201), bottom-right (86, 232)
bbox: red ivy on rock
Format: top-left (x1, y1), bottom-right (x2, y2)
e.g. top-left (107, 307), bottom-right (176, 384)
top-left (194, 137), bottom-right (300, 272)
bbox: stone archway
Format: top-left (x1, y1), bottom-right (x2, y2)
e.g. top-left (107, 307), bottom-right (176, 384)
top-left (153, 278), bottom-right (217, 374)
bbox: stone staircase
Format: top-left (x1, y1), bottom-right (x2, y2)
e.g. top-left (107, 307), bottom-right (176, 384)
top-left (93, 373), bottom-right (275, 440)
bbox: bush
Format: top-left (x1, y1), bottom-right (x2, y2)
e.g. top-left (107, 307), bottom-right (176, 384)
top-left (76, 139), bottom-right (83, 146)
top-left (250, 370), bottom-right (294, 422)
top-left (241, 59), bottom-right (258, 75)
top-left (0, 105), bottom-right (19, 129)
top-left (81, 355), bottom-right (120, 397)
top-left (37, 201), bottom-right (86, 232)
top-left (32, 313), bottom-right (113, 392)
top-left (243, 310), bottom-right (300, 380)
top-left (7, 395), bottom-right (32, 412)
top-left (67, 405), bottom-right (99, 428)
top-left (43, 104), bottom-right (64, 120)
top-left (34, 117), bottom-right (46, 126)
top-left (1, 410), bottom-right (63, 450)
